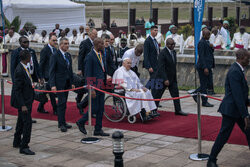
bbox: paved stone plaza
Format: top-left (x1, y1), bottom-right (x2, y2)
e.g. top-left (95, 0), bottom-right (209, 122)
top-left (0, 79), bottom-right (250, 167)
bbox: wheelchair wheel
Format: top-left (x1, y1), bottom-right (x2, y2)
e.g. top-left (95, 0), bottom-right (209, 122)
top-left (104, 95), bottom-right (127, 122)
top-left (127, 115), bottom-right (136, 124)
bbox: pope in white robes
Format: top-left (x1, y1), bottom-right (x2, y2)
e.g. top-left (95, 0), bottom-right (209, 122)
top-left (112, 58), bottom-right (157, 117)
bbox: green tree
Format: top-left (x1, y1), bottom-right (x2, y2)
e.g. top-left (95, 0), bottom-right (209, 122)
top-left (178, 24), bottom-right (193, 40)
top-left (4, 16), bottom-right (21, 32)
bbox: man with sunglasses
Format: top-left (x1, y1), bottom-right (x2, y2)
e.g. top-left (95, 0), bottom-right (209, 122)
top-left (152, 38), bottom-right (188, 116)
top-left (38, 34), bottom-right (58, 115)
top-left (11, 36), bottom-right (41, 123)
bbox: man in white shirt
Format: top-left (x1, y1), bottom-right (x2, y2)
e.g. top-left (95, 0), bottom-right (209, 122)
top-left (231, 26), bottom-right (249, 50)
top-left (165, 25), bottom-right (183, 47)
top-left (68, 29), bottom-right (78, 45)
top-left (78, 26), bottom-right (84, 38)
top-left (112, 58), bottom-right (156, 122)
top-left (38, 30), bottom-right (49, 44)
top-left (5, 29), bottom-right (20, 43)
top-left (97, 23), bottom-right (112, 38)
top-left (28, 28), bottom-right (40, 43)
top-left (122, 44), bottom-right (143, 77)
top-left (210, 27), bottom-right (225, 50)
top-left (219, 20), bottom-right (231, 49)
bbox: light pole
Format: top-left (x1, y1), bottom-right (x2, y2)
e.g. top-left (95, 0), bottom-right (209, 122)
top-left (150, 0), bottom-right (152, 19)
top-left (128, 0), bottom-right (130, 34)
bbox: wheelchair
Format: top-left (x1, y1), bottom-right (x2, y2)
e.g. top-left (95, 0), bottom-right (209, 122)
top-left (104, 81), bottom-right (145, 124)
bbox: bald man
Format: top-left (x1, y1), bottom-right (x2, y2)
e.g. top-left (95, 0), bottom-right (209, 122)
top-left (192, 29), bottom-right (215, 107)
top-left (76, 38), bottom-right (109, 136)
top-left (152, 38), bottom-right (188, 116)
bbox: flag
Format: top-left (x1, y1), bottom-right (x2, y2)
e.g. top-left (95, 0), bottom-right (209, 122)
top-left (194, 0), bottom-right (205, 64)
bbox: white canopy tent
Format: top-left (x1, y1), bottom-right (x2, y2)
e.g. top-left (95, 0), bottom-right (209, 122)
top-left (2, 0), bottom-right (86, 33)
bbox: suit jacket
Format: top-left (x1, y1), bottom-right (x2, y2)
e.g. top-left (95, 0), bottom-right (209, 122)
top-left (11, 47), bottom-right (40, 82)
top-left (143, 36), bottom-right (160, 71)
top-left (78, 38), bottom-right (93, 74)
top-left (110, 45), bottom-right (118, 67)
top-left (218, 62), bottom-right (249, 118)
top-left (117, 47), bottom-right (129, 58)
top-left (196, 38), bottom-right (215, 70)
top-left (84, 49), bottom-right (107, 87)
top-left (155, 47), bottom-right (177, 84)
top-left (11, 63), bottom-right (34, 109)
top-left (104, 47), bottom-right (117, 76)
top-left (39, 44), bottom-right (56, 80)
top-left (49, 49), bottom-right (73, 90)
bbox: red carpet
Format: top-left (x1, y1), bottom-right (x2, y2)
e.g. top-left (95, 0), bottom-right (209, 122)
top-left (1, 96), bottom-right (248, 146)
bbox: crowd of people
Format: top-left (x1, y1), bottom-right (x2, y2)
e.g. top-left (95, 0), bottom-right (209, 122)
top-left (4, 20), bottom-right (250, 162)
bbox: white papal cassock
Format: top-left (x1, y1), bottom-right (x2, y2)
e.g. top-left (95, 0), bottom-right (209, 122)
top-left (112, 66), bottom-right (157, 116)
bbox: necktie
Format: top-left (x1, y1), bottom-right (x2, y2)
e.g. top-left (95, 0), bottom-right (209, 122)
top-left (64, 53), bottom-right (70, 66)
top-left (153, 38), bottom-right (159, 54)
top-left (171, 50), bottom-right (175, 63)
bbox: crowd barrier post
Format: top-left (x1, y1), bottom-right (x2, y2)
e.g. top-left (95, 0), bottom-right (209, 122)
top-left (81, 85), bottom-right (99, 144)
top-left (0, 78), bottom-right (12, 131)
top-left (189, 92), bottom-right (209, 161)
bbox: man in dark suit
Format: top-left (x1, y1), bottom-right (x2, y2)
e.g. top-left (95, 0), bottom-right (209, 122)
top-left (143, 25), bottom-right (160, 80)
top-left (76, 38), bottom-right (109, 136)
top-left (49, 38), bottom-right (75, 132)
top-left (11, 36), bottom-right (40, 83)
top-left (11, 50), bottom-right (35, 155)
top-left (38, 34), bottom-right (58, 114)
top-left (193, 29), bottom-right (214, 107)
top-left (11, 36), bottom-right (40, 124)
top-left (76, 28), bottom-right (97, 114)
top-left (101, 34), bottom-right (117, 77)
top-left (143, 25), bottom-right (160, 116)
top-left (207, 49), bottom-right (250, 167)
top-left (52, 24), bottom-right (62, 37)
top-left (152, 38), bottom-right (188, 116)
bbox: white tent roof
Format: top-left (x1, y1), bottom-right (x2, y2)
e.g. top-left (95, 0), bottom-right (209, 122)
top-left (3, 0), bottom-right (86, 33)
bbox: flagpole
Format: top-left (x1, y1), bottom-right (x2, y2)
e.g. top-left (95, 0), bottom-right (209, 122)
top-left (0, 0), bottom-right (5, 44)
top-left (128, 0), bottom-right (130, 34)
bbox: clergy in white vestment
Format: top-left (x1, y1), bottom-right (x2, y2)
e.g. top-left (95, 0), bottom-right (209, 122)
top-left (112, 58), bottom-right (157, 121)
top-left (136, 31), bottom-right (145, 45)
top-left (68, 29), bottom-right (78, 45)
top-left (219, 20), bottom-right (231, 49)
top-left (165, 25), bottom-right (183, 47)
top-left (184, 30), bottom-right (195, 48)
top-left (97, 23), bottom-right (112, 38)
top-left (230, 26), bottom-right (249, 50)
top-left (209, 27), bottom-right (225, 50)
top-left (5, 29), bottom-right (20, 43)
top-left (28, 28), bottom-right (40, 43)
top-left (155, 32), bottom-right (164, 47)
top-left (38, 30), bottom-right (49, 43)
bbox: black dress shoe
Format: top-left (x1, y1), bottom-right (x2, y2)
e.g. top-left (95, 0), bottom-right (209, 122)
top-left (207, 160), bottom-right (218, 167)
top-left (152, 110), bottom-right (160, 117)
top-left (64, 123), bottom-right (72, 129)
top-left (76, 121), bottom-right (87, 135)
top-left (192, 95), bottom-right (197, 103)
top-left (32, 120), bottom-right (37, 123)
top-left (202, 102), bottom-right (214, 107)
top-left (94, 130), bottom-right (109, 136)
top-left (20, 148), bottom-right (35, 155)
top-left (158, 104), bottom-right (162, 108)
top-left (59, 125), bottom-right (67, 132)
top-left (175, 110), bottom-right (188, 116)
top-left (37, 109), bottom-right (49, 114)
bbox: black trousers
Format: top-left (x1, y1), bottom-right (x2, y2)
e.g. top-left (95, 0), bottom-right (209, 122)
top-left (78, 91), bottom-right (104, 131)
top-left (146, 71), bottom-right (156, 90)
top-left (152, 80), bottom-right (181, 112)
top-left (209, 114), bottom-right (250, 162)
top-left (13, 105), bottom-right (32, 150)
top-left (38, 82), bottom-right (57, 111)
top-left (57, 80), bottom-right (70, 126)
top-left (194, 68), bottom-right (213, 104)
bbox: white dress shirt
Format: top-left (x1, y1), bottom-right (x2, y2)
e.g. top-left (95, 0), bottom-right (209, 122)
top-left (122, 48), bottom-right (140, 68)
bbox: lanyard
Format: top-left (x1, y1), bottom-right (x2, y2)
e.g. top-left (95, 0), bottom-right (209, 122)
top-left (94, 50), bottom-right (105, 72)
top-left (24, 66), bottom-right (32, 82)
